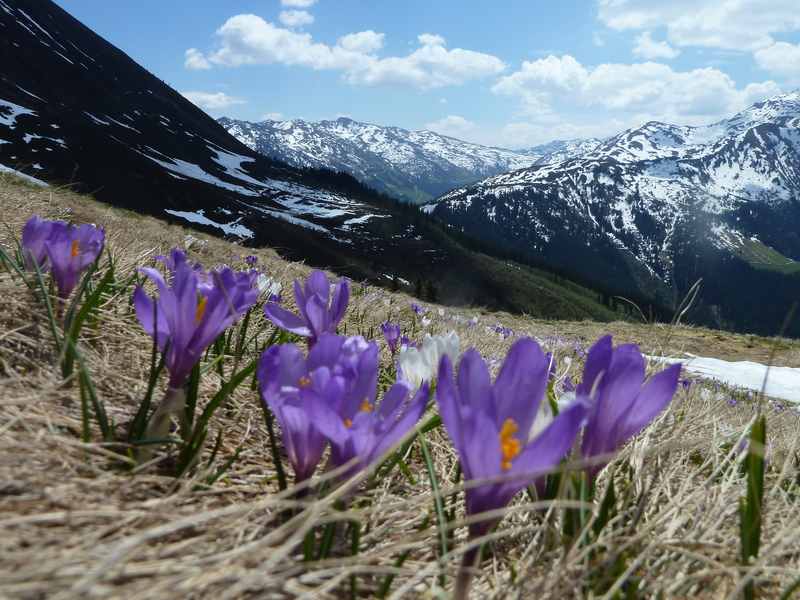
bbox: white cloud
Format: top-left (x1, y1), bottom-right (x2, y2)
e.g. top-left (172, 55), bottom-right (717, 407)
top-left (281, 0), bottom-right (316, 7)
top-left (633, 32), bottom-right (679, 60)
top-left (597, 0), bottom-right (800, 51)
top-left (279, 10), bottom-right (314, 28)
top-left (185, 48), bottom-right (211, 70)
top-left (425, 115), bottom-right (477, 138)
top-left (418, 33), bottom-right (446, 47)
top-left (491, 54), bottom-right (781, 144)
top-left (439, 98), bottom-right (447, 104)
top-left (755, 42), bottom-right (800, 78)
top-left (188, 15), bottom-right (504, 89)
top-left (181, 91), bottom-right (246, 111)
top-left (338, 30), bottom-right (384, 54)
top-left (262, 112), bottom-right (284, 121)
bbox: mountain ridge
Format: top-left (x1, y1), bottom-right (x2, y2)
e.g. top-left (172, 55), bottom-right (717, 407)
top-left (219, 115), bottom-right (598, 203)
top-left (424, 91), bottom-right (800, 335)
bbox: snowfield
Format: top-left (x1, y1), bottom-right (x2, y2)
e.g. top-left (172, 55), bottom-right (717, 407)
top-left (651, 354), bottom-right (800, 404)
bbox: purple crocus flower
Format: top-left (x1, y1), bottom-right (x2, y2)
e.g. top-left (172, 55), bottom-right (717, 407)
top-left (134, 249), bottom-right (258, 388)
top-left (258, 343), bottom-right (331, 483)
top-left (381, 321), bottom-right (402, 354)
top-left (411, 302), bottom-right (427, 316)
top-left (44, 222), bottom-right (105, 299)
top-left (261, 333), bottom-right (427, 483)
top-left (21, 215), bottom-right (65, 272)
top-left (307, 336), bottom-right (429, 480)
top-left (578, 336), bottom-right (681, 479)
top-left (437, 338), bottom-right (588, 539)
top-left (245, 255), bottom-right (258, 267)
top-left (264, 270), bottom-right (349, 346)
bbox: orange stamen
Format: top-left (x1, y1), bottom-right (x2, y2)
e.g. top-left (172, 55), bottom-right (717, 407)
top-left (499, 418), bottom-right (521, 471)
top-left (194, 296), bottom-right (208, 323)
top-left (344, 418), bottom-right (353, 428)
top-left (70, 240), bottom-right (80, 258)
top-left (359, 399), bottom-right (373, 413)
top-left (298, 375), bottom-right (312, 388)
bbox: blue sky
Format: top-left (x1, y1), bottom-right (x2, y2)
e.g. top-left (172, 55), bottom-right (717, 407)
top-left (54, 0), bottom-right (800, 148)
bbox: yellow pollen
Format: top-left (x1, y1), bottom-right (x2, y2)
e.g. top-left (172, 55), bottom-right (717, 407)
top-left (344, 418), bottom-right (353, 428)
top-left (499, 418), bottom-right (521, 471)
top-left (70, 240), bottom-right (80, 258)
top-left (194, 296), bottom-right (207, 323)
top-left (298, 375), bottom-right (312, 388)
top-left (359, 399), bottom-right (373, 413)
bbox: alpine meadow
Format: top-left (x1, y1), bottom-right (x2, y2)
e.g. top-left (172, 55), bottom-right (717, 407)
top-left (4, 1), bottom-right (800, 599)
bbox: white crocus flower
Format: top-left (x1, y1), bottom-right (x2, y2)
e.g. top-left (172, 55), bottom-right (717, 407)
top-left (397, 331), bottom-right (460, 389)
top-left (257, 273), bottom-right (282, 299)
top-left (529, 391), bottom-right (576, 440)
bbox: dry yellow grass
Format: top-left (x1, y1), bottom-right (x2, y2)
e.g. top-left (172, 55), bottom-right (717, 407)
top-left (2, 174), bottom-right (800, 599)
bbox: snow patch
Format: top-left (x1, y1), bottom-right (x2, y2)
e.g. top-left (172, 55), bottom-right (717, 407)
top-left (164, 209), bottom-right (253, 239)
top-left (0, 163), bottom-right (49, 186)
top-left (0, 98), bottom-right (36, 128)
top-left (651, 355), bottom-right (800, 404)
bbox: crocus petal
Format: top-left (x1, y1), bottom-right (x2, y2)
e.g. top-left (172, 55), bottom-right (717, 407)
top-left (307, 333), bottom-right (346, 369)
top-left (292, 279), bottom-right (307, 314)
top-left (508, 401), bottom-right (587, 481)
top-left (303, 294), bottom-right (330, 340)
top-left (258, 344), bottom-right (308, 393)
top-left (264, 302), bottom-right (312, 337)
top-left (436, 354), bottom-right (463, 458)
top-left (307, 392), bottom-right (351, 446)
top-left (329, 279), bottom-right (350, 327)
top-left (493, 338), bottom-right (549, 438)
top-left (368, 382), bottom-right (428, 462)
top-left (577, 335), bottom-right (613, 396)
top-left (133, 286), bottom-right (169, 351)
top-left (375, 381), bottom-right (411, 423)
top-left (277, 401), bottom-right (327, 482)
top-left (306, 270), bottom-right (331, 304)
top-left (456, 349), bottom-right (492, 414)
top-left (592, 344), bottom-right (646, 441)
top-left (617, 363), bottom-right (681, 442)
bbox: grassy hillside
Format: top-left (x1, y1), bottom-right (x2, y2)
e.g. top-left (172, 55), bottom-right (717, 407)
top-left (2, 174), bottom-right (800, 599)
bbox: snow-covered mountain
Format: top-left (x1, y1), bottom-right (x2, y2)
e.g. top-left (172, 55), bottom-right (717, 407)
top-left (519, 138), bottom-right (604, 165)
top-left (426, 92), bottom-right (800, 335)
top-left (0, 0), bottom-right (617, 318)
top-left (219, 116), bottom-right (596, 204)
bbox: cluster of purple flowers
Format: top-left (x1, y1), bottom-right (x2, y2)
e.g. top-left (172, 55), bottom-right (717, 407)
top-left (22, 215), bottom-right (105, 299)
top-left (260, 272), bottom-right (430, 484)
top-left (21, 212), bottom-right (682, 588)
top-left (259, 271), bottom-right (682, 535)
top-left (437, 334), bottom-right (680, 539)
top-left (134, 248), bottom-right (259, 388)
top-left (493, 324), bottom-right (514, 339)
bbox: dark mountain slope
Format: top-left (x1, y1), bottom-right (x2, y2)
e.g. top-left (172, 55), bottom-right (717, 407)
top-left (0, 0), bottom-right (620, 322)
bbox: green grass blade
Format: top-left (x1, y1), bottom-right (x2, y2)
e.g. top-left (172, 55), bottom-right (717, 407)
top-left (31, 259), bottom-right (62, 354)
top-left (419, 432), bottom-right (449, 580)
top-left (62, 266), bottom-right (115, 378)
